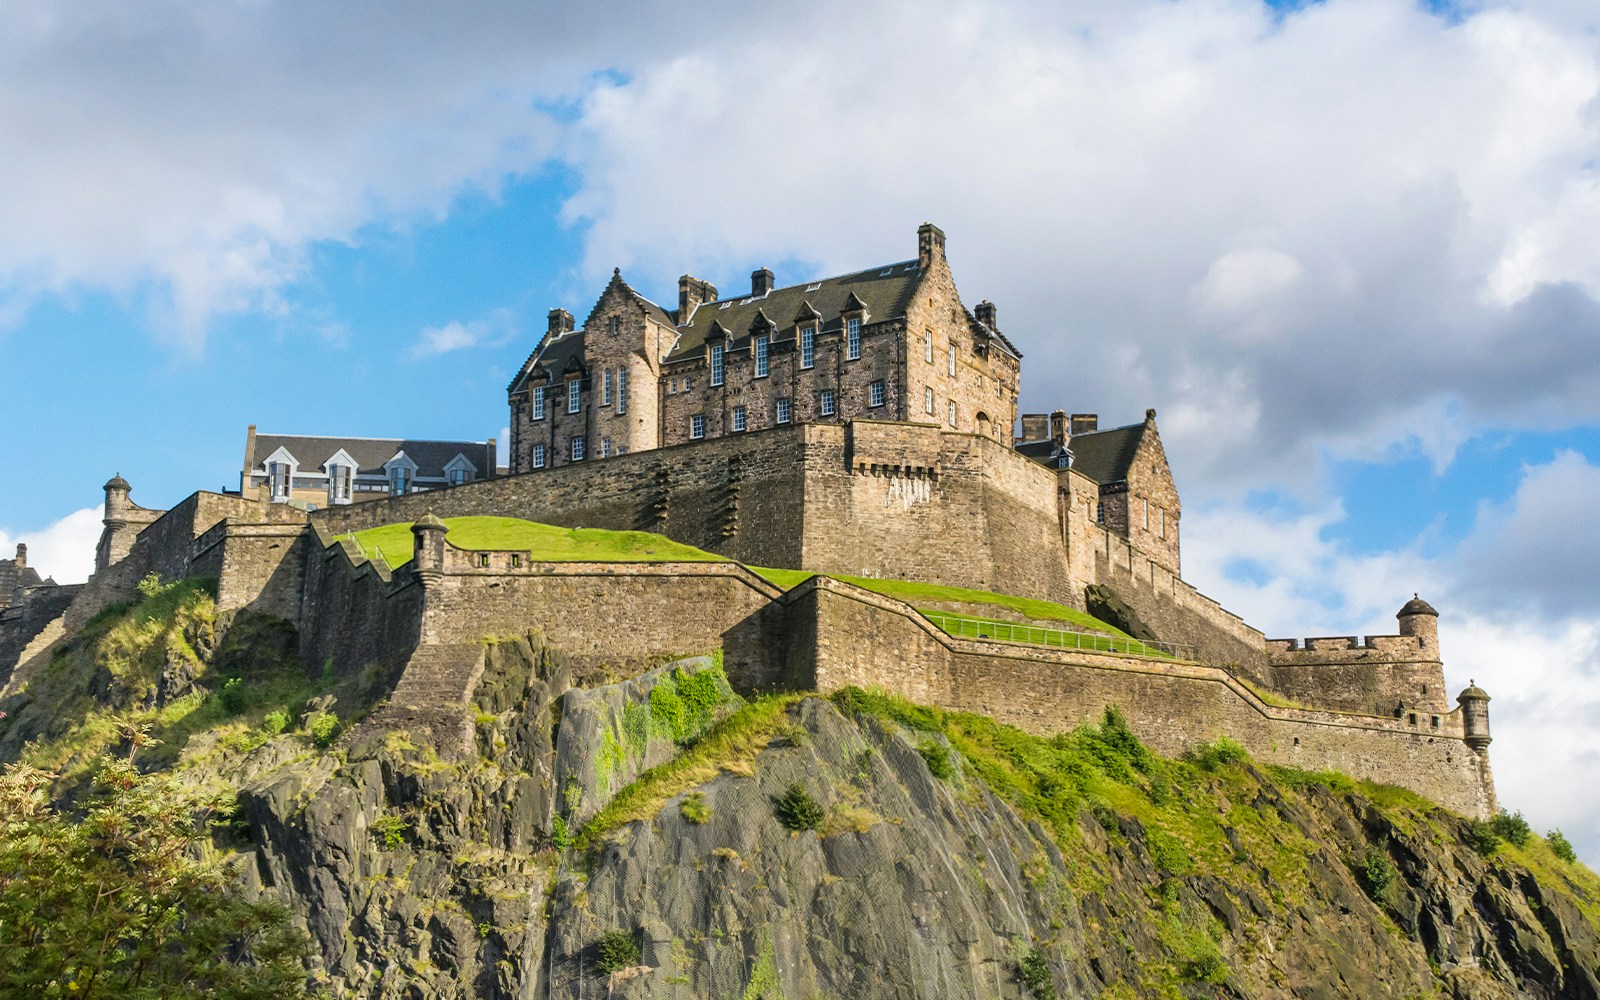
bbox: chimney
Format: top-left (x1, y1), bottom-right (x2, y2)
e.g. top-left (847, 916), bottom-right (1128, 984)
top-left (1069, 413), bottom-right (1098, 436)
top-left (547, 308), bottom-right (574, 338)
top-left (1049, 410), bottom-right (1068, 446)
top-left (1020, 414), bottom-right (1050, 442)
top-left (13, 543), bottom-right (24, 568)
top-left (678, 275), bottom-right (718, 320)
top-left (974, 300), bottom-right (997, 329)
top-left (485, 437), bottom-right (498, 479)
top-left (751, 268), bottom-right (775, 297)
top-left (917, 222), bottom-right (946, 268)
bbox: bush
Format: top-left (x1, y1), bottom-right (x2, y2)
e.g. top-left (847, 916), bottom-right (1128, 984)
top-left (1467, 819), bottom-right (1499, 856)
top-left (217, 676), bottom-right (249, 716)
top-left (1189, 737), bottom-right (1249, 772)
top-left (679, 791), bottom-right (712, 825)
top-left (917, 738), bottom-right (953, 779)
top-left (136, 572), bottom-right (166, 599)
top-left (1358, 846), bottom-right (1396, 900)
top-left (372, 812), bottom-right (409, 851)
top-left (773, 783), bottom-right (824, 832)
top-left (594, 929), bottom-right (642, 974)
top-left (1017, 947), bottom-right (1055, 999)
top-left (261, 709), bottom-right (291, 735)
top-left (307, 711), bottom-right (340, 748)
top-left (1548, 829), bottom-right (1577, 863)
top-left (1491, 810), bottom-right (1532, 848)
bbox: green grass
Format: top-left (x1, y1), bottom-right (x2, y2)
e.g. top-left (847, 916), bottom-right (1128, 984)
top-left (337, 516), bottom-right (730, 568)
top-left (924, 610), bottom-right (1170, 657)
top-left (749, 568), bottom-right (1129, 636)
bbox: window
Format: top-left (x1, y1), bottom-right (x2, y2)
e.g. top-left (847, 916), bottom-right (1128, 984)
top-left (691, 415), bottom-right (705, 439)
top-left (776, 398), bottom-right (791, 424)
top-left (328, 465), bottom-right (352, 504)
top-left (710, 344), bottom-right (725, 386)
top-left (800, 326), bottom-right (814, 369)
top-left (603, 370), bottom-right (613, 405)
top-left (846, 317), bottom-right (861, 360)
top-left (478, 553), bottom-right (491, 568)
top-left (1142, 497), bottom-right (1149, 530)
top-left (732, 405), bottom-right (747, 432)
top-left (567, 379), bottom-right (580, 414)
top-left (948, 342), bottom-right (956, 377)
top-left (532, 444), bottom-right (546, 469)
top-left (601, 438), bottom-right (612, 458)
top-left (532, 385), bottom-right (546, 420)
top-left (948, 400), bottom-right (957, 426)
top-left (570, 437), bottom-right (586, 461)
top-left (925, 387), bottom-right (935, 414)
top-left (685, 377), bottom-right (694, 391)
top-left (607, 315), bottom-right (619, 335)
top-left (1159, 508), bottom-right (1166, 539)
top-left (389, 467), bottom-right (410, 497)
top-left (268, 462), bottom-right (291, 499)
top-left (1096, 502), bottom-right (1105, 525)
top-left (869, 381), bottom-right (885, 408)
top-left (820, 388), bottom-right (835, 416)
top-left (755, 336), bottom-right (769, 377)
top-left (617, 368), bottom-right (628, 414)
top-left (511, 554), bottom-right (522, 569)
top-left (924, 331), bottom-right (933, 363)
top-left (448, 468), bottom-right (469, 486)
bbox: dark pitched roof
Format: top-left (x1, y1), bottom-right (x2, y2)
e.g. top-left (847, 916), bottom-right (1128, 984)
top-left (1398, 596), bottom-right (1439, 618)
top-left (665, 259), bottom-right (925, 363)
top-left (249, 434), bottom-right (492, 479)
top-left (1065, 423), bottom-right (1146, 486)
top-left (509, 329), bottom-right (587, 394)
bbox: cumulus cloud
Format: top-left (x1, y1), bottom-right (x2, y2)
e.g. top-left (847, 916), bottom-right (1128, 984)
top-left (408, 310), bottom-right (516, 359)
top-left (0, 507), bottom-right (103, 586)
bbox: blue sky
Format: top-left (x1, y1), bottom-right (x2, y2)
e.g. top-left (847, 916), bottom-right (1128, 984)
top-left (2, 0), bottom-right (1598, 861)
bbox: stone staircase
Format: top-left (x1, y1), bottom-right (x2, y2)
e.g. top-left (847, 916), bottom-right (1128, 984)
top-left (366, 643), bottom-right (487, 757)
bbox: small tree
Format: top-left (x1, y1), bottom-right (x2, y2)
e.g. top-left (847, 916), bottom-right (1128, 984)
top-left (773, 783), bottom-right (825, 831)
top-left (594, 929), bottom-right (642, 974)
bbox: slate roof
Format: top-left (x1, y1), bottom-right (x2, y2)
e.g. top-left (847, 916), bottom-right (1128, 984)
top-left (1063, 423), bottom-right (1146, 486)
top-left (665, 260), bottom-right (927, 363)
top-left (248, 434), bottom-right (493, 478)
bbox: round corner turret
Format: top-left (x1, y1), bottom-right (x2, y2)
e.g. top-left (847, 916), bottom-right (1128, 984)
top-left (1397, 593), bottom-right (1439, 650)
top-left (411, 511), bottom-right (449, 582)
top-left (103, 473), bottom-right (132, 522)
top-left (1458, 680), bottom-right (1491, 751)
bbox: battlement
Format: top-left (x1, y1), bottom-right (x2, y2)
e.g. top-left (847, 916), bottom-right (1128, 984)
top-left (1268, 634), bottom-right (1431, 655)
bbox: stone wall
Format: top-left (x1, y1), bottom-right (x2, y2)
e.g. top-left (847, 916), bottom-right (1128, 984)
top-left (297, 529), bottom-right (422, 681)
top-left (0, 583), bottom-right (83, 689)
top-left (1266, 634), bottom-right (1449, 717)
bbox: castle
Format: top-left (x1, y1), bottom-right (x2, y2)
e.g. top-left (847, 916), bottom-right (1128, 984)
top-left (0, 224), bottom-right (1497, 819)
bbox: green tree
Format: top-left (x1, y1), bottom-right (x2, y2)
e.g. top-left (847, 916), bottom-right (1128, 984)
top-left (0, 750), bottom-right (309, 998)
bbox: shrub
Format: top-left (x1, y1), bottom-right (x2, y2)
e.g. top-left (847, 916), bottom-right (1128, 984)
top-left (1467, 819), bottom-right (1499, 856)
top-left (1017, 947), bottom-right (1055, 1000)
top-left (1189, 737), bottom-right (1249, 772)
top-left (1358, 846), bottom-right (1396, 900)
top-left (773, 783), bottom-right (824, 832)
top-left (135, 572), bottom-right (166, 599)
top-left (306, 711), bottom-right (340, 748)
top-left (917, 738), bottom-right (953, 779)
top-left (1491, 810), bottom-right (1532, 848)
top-left (261, 709), bottom-right (291, 735)
top-left (594, 929), bottom-right (642, 974)
top-left (679, 791), bottom-right (712, 825)
top-left (1548, 829), bottom-right (1578, 864)
top-left (372, 812), bottom-right (409, 851)
top-left (217, 677), bottom-right (249, 716)
top-left (550, 814), bottom-right (573, 850)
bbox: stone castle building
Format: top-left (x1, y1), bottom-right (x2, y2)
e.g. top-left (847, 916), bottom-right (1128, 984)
top-left (0, 223), bottom-right (1497, 819)
top-left (239, 427), bottom-right (502, 511)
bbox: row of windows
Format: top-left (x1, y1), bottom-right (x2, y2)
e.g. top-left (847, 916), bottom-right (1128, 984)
top-left (708, 317), bottom-right (864, 384)
top-left (529, 368), bottom-right (629, 420)
top-left (688, 383), bottom-right (877, 439)
top-left (923, 386), bottom-right (961, 427)
top-left (529, 435), bottom-right (630, 469)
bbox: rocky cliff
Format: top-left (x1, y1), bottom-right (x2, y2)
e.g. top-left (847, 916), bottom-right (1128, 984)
top-left (1, 579), bottom-right (1596, 999)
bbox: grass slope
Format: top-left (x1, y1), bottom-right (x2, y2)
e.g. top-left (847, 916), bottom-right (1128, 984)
top-left (338, 516), bottom-right (729, 568)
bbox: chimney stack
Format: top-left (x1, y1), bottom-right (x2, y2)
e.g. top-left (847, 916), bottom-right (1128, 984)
top-left (547, 308), bottom-right (574, 338)
top-left (1049, 410), bottom-right (1068, 446)
top-left (917, 222), bottom-right (946, 268)
top-left (751, 268), bottom-right (775, 297)
top-left (13, 543), bottom-right (24, 568)
top-left (1069, 413), bottom-right (1098, 436)
top-left (678, 275), bottom-right (719, 321)
top-left (1019, 414), bottom-right (1050, 442)
top-left (974, 300), bottom-right (997, 329)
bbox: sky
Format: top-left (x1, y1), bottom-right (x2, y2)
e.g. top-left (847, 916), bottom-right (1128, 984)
top-left (1, 0), bottom-right (1597, 862)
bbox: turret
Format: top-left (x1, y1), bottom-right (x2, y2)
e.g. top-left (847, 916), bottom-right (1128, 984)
top-left (1397, 594), bottom-right (1439, 651)
top-left (1458, 681), bottom-right (1491, 751)
top-left (411, 512), bottom-right (449, 585)
top-left (104, 474), bottom-right (132, 524)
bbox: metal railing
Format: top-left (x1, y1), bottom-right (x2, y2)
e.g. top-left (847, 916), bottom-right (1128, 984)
top-left (920, 612), bottom-right (1194, 660)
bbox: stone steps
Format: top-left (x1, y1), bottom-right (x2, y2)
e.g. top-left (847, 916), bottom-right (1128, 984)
top-left (365, 643), bottom-right (487, 757)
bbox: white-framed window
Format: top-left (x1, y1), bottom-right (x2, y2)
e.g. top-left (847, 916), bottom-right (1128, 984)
top-left (846, 317), bottom-right (861, 360)
top-left (755, 335), bottom-right (769, 377)
top-left (532, 444), bottom-right (547, 469)
top-left (603, 370), bottom-right (613, 405)
top-left (948, 343), bottom-right (956, 377)
top-left (607, 315), bottom-right (619, 335)
top-left (567, 379), bottom-right (581, 414)
top-left (327, 464), bottom-right (352, 504)
top-left (448, 468), bottom-right (469, 486)
top-left (820, 388), bottom-right (836, 416)
top-left (389, 467), bottom-right (410, 497)
top-left (800, 326), bottom-right (814, 369)
top-left (571, 437), bottom-right (586, 461)
top-left (948, 400), bottom-right (957, 426)
top-left (710, 344), bottom-right (725, 386)
top-left (776, 398), bottom-right (791, 424)
top-left (925, 387), bottom-right (935, 414)
top-left (601, 438), bottom-right (612, 458)
top-left (870, 381), bottom-right (885, 408)
top-left (691, 414), bottom-right (705, 439)
top-left (532, 385), bottom-right (546, 420)
top-left (924, 331), bottom-right (933, 363)
top-left (617, 368), bottom-right (628, 414)
top-left (732, 405), bottom-right (747, 432)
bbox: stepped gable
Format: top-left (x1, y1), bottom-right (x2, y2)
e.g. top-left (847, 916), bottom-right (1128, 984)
top-left (247, 433), bottom-right (488, 481)
top-left (665, 258), bottom-right (930, 362)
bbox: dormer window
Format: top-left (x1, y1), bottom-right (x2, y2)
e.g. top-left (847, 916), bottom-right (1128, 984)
top-left (846, 317), bottom-right (861, 360)
top-left (567, 379), bottom-right (581, 414)
top-left (268, 462), bottom-right (291, 501)
top-left (444, 453), bottom-right (478, 487)
top-left (800, 325), bottom-right (815, 369)
top-left (324, 450), bottom-right (357, 506)
top-left (390, 467), bottom-right (410, 496)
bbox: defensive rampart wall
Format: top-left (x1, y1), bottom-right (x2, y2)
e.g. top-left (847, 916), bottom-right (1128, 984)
top-left (1265, 633), bottom-right (1448, 717)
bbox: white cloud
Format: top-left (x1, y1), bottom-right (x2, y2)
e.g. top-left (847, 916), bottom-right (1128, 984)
top-left (408, 309), bottom-right (517, 359)
top-left (0, 507), bottom-right (102, 586)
